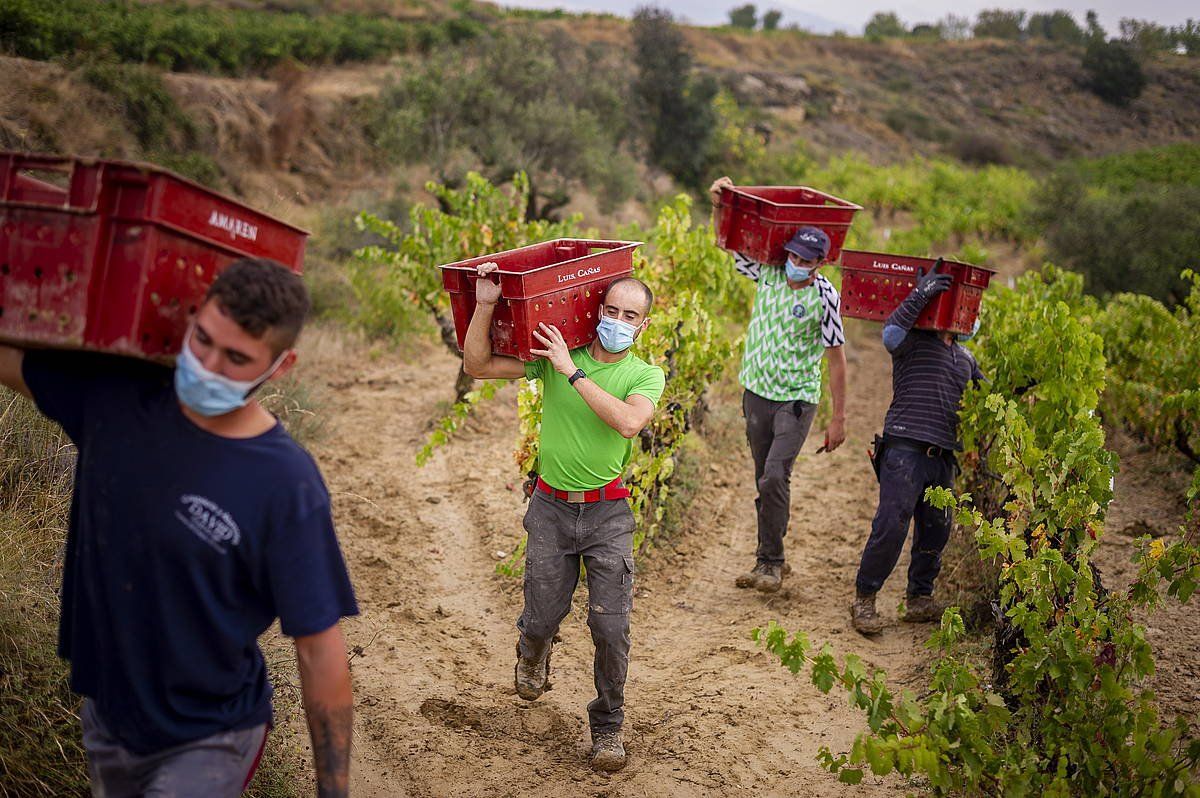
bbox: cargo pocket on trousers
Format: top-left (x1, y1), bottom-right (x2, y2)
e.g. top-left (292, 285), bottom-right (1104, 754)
top-left (619, 556), bottom-right (638, 612)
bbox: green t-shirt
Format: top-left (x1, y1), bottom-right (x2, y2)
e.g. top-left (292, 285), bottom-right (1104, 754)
top-left (734, 254), bottom-right (845, 403)
top-left (524, 346), bottom-right (666, 492)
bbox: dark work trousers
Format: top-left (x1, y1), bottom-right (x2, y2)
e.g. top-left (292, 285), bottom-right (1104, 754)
top-left (516, 489), bottom-right (636, 734)
top-left (855, 444), bottom-right (955, 597)
top-left (743, 390), bottom-right (818, 566)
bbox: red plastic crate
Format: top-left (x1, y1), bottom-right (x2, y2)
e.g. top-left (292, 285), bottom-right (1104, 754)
top-left (440, 239), bottom-right (641, 361)
top-left (715, 185), bottom-right (862, 265)
top-left (838, 249), bottom-right (996, 334)
top-left (0, 152), bottom-right (309, 361)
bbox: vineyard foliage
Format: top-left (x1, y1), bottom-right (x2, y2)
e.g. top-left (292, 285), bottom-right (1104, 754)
top-left (0, 0), bottom-right (483, 74)
top-left (756, 266), bottom-right (1200, 794)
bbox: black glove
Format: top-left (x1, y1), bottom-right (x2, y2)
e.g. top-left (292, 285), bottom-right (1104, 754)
top-left (915, 257), bottom-right (952, 300)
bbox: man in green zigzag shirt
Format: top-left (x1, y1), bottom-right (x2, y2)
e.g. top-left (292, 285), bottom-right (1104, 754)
top-left (463, 261), bottom-right (665, 774)
top-left (711, 176), bottom-right (848, 594)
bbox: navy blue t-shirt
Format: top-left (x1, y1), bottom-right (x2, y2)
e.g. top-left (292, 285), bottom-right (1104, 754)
top-left (22, 350), bottom-right (358, 755)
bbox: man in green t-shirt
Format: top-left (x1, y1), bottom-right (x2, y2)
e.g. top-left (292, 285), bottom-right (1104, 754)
top-left (463, 262), bottom-right (665, 774)
top-left (711, 176), bottom-right (848, 594)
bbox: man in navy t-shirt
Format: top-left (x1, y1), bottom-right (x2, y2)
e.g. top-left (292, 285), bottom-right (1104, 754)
top-left (0, 259), bottom-right (358, 797)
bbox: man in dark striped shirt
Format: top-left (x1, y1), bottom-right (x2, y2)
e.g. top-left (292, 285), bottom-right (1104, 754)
top-left (851, 264), bottom-right (984, 635)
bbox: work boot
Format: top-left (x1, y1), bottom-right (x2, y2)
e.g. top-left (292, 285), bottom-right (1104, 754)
top-left (514, 642), bottom-right (550, 701)
top-left (753, 562), bottom-right (783, 593)
top-left (735, 562), bottom-right (785, 591)
top-left (851, 591), bottom-right (886, 635)
top-left (901, 594), bottom-right (944, 623)
top-left (735, 561), bottom-right (769, 588)
top-left (590, 730), bottom-right (627, 773)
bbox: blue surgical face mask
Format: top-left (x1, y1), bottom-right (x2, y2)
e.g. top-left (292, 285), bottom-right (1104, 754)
top-left (596, 316), bottom-right (640, 354)
top-left (174, 330), bottom-right (287, 417)
top-left (955, 318), bottom-right (981, 343)
top-left (785, 256), bottom-right (813, 283)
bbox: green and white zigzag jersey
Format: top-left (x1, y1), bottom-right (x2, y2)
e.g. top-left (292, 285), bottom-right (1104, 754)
top-left (733, 252), bottom-right (845, 403)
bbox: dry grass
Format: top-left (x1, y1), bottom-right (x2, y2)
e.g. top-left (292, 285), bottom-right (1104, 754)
top-left (0, 389), bottom-right (86, 798)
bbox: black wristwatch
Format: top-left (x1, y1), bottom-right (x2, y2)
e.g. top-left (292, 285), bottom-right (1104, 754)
top-left (568, 368), bottom-right (587, 386)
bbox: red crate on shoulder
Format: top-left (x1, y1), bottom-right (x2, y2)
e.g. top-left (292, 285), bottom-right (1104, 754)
top-left (838, 249), bottom-right (996, 334)
top-left (0, 152), bottom-right (308, 361)
top-left (440, 239), bottom-right (641, 361)
top-left (715, 185), bottom-right (862, 265)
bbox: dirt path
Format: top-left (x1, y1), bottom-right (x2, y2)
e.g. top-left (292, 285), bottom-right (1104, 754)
top-left (290, 310), bottom-right (1200, 797)
top-left (292, 322), bottom-right (936, 797)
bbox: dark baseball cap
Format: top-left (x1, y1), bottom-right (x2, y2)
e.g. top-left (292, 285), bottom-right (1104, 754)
top-left (783, 226), bottom-right (831, 261)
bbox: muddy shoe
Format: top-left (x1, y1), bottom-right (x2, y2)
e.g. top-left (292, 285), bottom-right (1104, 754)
top-left (735, 562), bottom-right (768, 589)
top-left (851, 592), bottom-right (886, 635)
top-left (753, 562), bottom-right (783, 593)
top-left (901, 594), bottom-right (944, 624)
top-left (514, 644), bottom-right (550, 701)
top-left (590, 730), bottom-right (627, 773)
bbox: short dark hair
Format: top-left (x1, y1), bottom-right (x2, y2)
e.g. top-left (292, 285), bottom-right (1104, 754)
top-left (205, 258), bottom-right (310, 354)
top-left (607, 277), bottom-right (654, 316)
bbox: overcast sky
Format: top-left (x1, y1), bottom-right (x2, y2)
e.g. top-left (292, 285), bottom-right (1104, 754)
top-left (502, 0), bottom-right (1195, 35)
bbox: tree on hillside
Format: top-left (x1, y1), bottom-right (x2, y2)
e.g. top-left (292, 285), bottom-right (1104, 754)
top-left (864, 11), bottom-right (907, 38)
top-left (728, 4), bottom-right (757, 29)
top-left (938, 13), bottom-right (972, 40)
top-left (1085, 10), bottom-right (1106, 41)
top-left (910, 23), bottom-right (942, 39)
top-left (1026, 10), bottom-right (1085, 44)
top-left (632, 6), bottom-right (719, 187)
top-left (973, 9), bottom-right (1025, 39)
top-left (1175, 19), bottom-right (1200, 54)
top-left (762, 9), bottom-right (782, 30)
top-left (1082, 39), bottom-right (1147, 105)
top-left (1120, 18), bottom-right (1177, 54)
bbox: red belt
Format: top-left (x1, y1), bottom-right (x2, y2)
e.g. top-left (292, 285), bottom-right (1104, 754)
top-left (536, 476), bottom-right (630, 503)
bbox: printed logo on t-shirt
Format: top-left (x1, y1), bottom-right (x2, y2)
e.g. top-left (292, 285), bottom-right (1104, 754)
top-left (175, 494), bottom-right (242, 553)
top-left (791, 303), bottom-right (808, 320)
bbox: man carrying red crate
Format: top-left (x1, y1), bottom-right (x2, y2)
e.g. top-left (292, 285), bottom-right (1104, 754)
top-left (709, 176), bottom-right (848, 594)
top-left (463, 263), bottom-right (665, 773)
top-left (0, 259), bottom-right (357, 797)
top-left (851, 261), bottom-right (984, 635)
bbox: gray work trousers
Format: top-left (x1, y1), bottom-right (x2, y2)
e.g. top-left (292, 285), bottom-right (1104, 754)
top-left (743, 390), bottom-right (818, 565)
top-left (516, 489), bottom-right (636, 734)
top-left (81, 699), bottom-right (268, 798)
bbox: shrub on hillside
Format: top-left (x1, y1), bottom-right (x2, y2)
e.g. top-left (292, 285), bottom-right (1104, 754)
top-left (1026, 10), bottom-right (1085, 44)
top-left (762, 9), bottom-right (782, 30)
top-left (1034, 177), bottom-right (1199, 306)
top-left (948, 131), bottom-right (1013, 165)
top-left (80, 62), bottom-right (196, 152)
top-left (1082, 39), bottom-right (1146, 105)
top-left (973, 9), bottom-right (1025, 39)
top-left (727, 4), bottom-right (757, 29)
top-left (864, 11), bottom-right (907, 39)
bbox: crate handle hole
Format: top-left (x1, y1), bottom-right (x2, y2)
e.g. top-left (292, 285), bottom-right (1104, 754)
top-left (33, 267), bottom-right (42, 279)
top-left (0, 264), bottom-right (9, 275)
top-left (0, 306), bottom-right (4, 318)
top-left (65, 270), bottom-right (76, 283)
